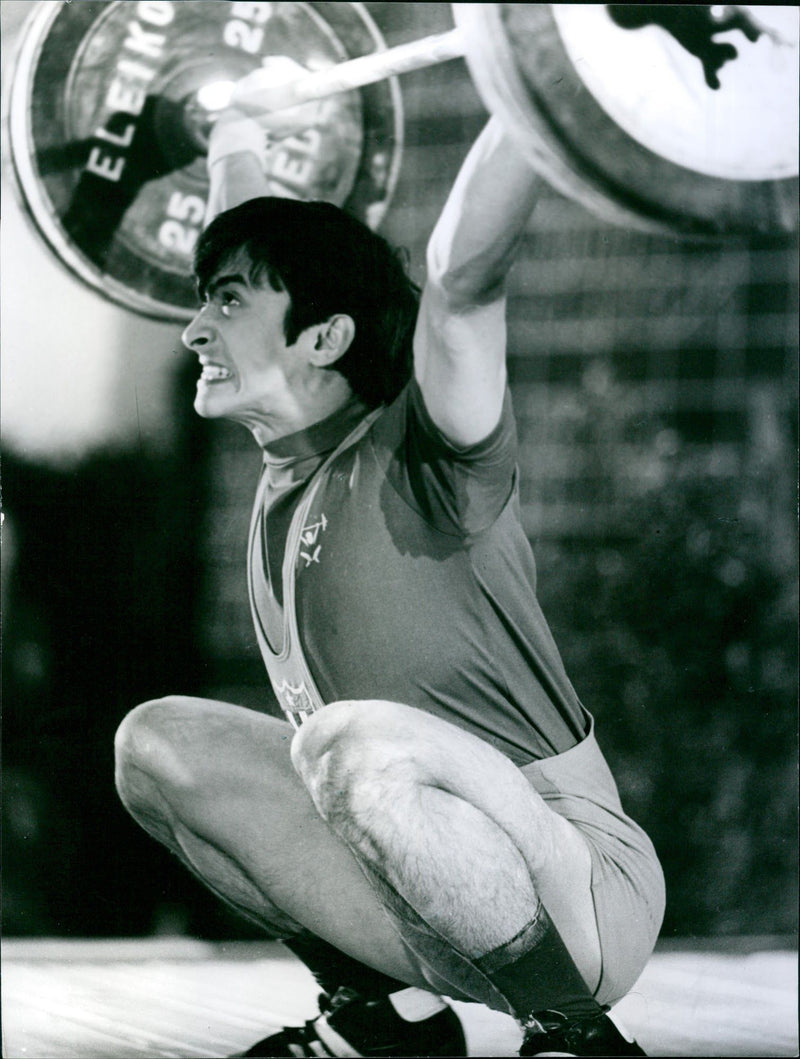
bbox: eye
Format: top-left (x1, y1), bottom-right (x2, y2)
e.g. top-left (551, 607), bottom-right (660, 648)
top-left (218, 290), bottom-right (240, 316)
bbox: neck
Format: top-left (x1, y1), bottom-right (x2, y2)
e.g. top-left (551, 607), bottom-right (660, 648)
top-left (246, 379), bottom-right (358, 449)
top-left (260, 392), bottom-right (372, 463)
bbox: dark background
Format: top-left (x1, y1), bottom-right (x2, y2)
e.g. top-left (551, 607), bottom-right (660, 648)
top-left (3, 2), bottom-right (797, 944)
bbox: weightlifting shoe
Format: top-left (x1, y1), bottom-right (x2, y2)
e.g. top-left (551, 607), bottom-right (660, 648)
top-left (237, 987), bottom-right (467, 1057)
top-left (519, 1009), bottom-right (646, 1056)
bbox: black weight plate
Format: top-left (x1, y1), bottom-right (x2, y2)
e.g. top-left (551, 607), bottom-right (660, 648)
top-left (8, 1), bottom-right (403, 320)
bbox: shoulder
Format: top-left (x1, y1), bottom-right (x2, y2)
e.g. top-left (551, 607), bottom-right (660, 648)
top-left (366, 379), bottom-right (518, 536)
top-left (372, 377), bottom-right (517, 459)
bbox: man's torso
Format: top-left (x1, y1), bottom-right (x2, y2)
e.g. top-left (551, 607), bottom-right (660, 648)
top-left (248, 381), bottom-right (586, 766)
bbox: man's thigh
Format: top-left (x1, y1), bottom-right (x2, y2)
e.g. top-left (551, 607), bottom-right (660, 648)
top-left (294, 699), bottom-right (603, 994)
top-left (116, 695), bottom-right (428, 985)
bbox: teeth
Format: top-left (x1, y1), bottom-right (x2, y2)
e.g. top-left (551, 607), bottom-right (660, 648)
top-left (201, 365), bottom-right (232, 381)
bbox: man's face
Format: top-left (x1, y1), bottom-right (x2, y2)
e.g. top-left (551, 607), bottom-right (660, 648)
top-left (182, 256), bottom-right (309, 431)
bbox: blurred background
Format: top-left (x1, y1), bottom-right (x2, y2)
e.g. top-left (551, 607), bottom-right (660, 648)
top-left (2, 1), bottom-right (797, 946)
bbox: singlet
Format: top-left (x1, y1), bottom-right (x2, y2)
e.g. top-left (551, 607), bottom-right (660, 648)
top-left (248, 379), bottom-right (587, 767)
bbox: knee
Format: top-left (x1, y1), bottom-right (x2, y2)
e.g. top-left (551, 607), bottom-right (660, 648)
top-left (291, 700), bottom-right (417, 824)
top-left (114, 696), bottom-right (195, 817)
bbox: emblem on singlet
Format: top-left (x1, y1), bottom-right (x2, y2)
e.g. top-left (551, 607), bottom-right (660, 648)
top-left (299, 513), bottom-right (328, 567)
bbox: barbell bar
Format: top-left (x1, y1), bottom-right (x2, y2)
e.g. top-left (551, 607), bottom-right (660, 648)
top-left (231, 27), bottom-right (467, 115)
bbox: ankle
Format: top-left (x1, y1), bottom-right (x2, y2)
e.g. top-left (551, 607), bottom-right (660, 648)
top-left (284, 932), bottom-right (407, 1000)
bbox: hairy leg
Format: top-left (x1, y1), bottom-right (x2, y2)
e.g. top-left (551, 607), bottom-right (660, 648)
top-left (292, 700), bottom-right (602, 997)
top-left (114, 695), bottom-right (428, 985)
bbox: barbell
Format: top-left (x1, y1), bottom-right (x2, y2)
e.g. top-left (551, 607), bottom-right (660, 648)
top-left (7, 2), bottom-right (798, 321)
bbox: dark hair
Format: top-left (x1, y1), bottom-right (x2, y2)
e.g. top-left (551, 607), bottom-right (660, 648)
top-left (194, 197), bottom-right (419, 407)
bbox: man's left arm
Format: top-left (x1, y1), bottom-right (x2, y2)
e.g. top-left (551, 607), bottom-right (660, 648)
top-left (414, 118), bottom-right (541, 447)
top-left (204, 65), bottom-right (327, 223)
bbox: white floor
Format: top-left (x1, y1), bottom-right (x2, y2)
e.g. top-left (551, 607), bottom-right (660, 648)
top-left (2, 938), bottom-right (797, 1058)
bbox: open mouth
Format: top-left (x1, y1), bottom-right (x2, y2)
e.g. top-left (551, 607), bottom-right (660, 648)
top-left (199, 363), bottom-right (233, 382)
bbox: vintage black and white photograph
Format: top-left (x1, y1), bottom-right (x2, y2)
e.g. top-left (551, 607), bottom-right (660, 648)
top-left (1, 3), bottom-right (798, 1057)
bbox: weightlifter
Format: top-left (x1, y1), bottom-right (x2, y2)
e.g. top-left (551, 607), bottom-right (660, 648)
top-left (114, 73), bottom-right (665, 1058)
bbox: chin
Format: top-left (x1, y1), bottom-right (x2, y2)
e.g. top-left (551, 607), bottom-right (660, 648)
top-left (193, 389), bottom-right (225, 419)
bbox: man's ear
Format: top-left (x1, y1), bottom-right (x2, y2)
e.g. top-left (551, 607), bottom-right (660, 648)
top-left (309, 314), bottom-right (356, 366)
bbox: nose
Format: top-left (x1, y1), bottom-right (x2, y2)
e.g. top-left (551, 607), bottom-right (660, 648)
top-left (182, 306), bottom-right (212, 351)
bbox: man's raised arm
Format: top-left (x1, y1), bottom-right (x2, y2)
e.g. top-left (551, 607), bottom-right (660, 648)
top-left (204, 62), bottom-right (326, 223)
top-left (415, 117), bottom-right (541, 447)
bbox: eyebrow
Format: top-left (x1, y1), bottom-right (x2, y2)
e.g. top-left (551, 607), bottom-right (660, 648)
top-left (205, 272), bottom-right (248, 299)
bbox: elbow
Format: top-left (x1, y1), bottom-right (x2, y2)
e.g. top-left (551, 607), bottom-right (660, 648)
top-left (424, 259), bottom-right (506, 311)
top-left (425, 239), bottom-right (508, 310)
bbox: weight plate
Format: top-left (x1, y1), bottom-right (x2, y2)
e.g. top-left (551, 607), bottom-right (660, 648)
top-left (7, 1), bottom-right (403, 320)
top-left (456, 3), bottom-right (798, 237)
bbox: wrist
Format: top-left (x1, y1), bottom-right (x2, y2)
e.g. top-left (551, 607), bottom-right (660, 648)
top-left (207, 115), bottom-right (267, 169)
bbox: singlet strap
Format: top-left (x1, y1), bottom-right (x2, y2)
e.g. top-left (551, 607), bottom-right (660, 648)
top-left (252, 407), bottom-right (383, 727)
